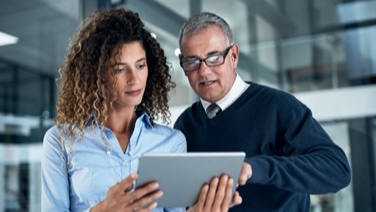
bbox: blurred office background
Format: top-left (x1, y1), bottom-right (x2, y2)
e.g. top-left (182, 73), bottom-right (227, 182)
top-left (0, 0), bottom-right (375, 211)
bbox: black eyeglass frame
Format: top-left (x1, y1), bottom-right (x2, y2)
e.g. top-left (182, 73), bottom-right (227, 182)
top-left (179, 45), bottom-right (233, 72)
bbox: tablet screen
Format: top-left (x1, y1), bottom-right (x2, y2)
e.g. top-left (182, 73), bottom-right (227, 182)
top-left (135, 152), bottom-right (245, 208)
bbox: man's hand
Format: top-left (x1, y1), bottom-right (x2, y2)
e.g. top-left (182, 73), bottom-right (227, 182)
top-left (188, 174), bottom-right (242, 212)
top-left (238, 162), bottom-right (252, 186)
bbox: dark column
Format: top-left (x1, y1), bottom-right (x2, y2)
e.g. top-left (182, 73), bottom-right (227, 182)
top-left (12, 65), bottom-right (19, 114)
top-left (18, 163), bottom-right (29, 211)
top-left (348, 117), bottom-right (376, 211)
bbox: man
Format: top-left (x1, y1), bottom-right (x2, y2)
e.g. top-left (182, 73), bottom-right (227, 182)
top-left (174, 12), bottom-right (351, 211)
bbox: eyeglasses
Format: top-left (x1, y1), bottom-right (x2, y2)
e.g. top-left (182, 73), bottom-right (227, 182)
top-left (180, 45), bottom-right (233, 72)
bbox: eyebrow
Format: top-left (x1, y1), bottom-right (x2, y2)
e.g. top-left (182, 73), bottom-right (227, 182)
top-left (112, 57), bottom-right (146, 67)
top-left (183, 50), bottom-right (221, 59)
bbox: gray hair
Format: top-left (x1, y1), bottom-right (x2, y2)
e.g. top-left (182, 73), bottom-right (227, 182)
top-left (178, 12), bottom-right (234, 51)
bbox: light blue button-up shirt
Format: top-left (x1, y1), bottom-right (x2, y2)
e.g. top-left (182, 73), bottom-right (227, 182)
top-left (41, 112), bottom-right (186, 212)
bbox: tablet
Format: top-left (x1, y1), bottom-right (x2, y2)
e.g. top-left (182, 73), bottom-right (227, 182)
top-left (135, 152), bottom-right (245, 208)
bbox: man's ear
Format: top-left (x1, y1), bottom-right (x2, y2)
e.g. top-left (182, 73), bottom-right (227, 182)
top-left (231, 44), bottom-right (239, 67)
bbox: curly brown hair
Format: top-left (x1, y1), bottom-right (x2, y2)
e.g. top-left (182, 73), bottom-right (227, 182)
top-left (55, 8), bottom-right (175, 138)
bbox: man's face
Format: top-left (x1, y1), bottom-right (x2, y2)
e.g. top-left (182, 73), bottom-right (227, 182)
top-left (180, 25), bottom-right (239, 103)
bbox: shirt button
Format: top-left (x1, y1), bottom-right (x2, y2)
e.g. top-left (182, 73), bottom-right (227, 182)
top-left (122, 161), bottom-right (127, 166)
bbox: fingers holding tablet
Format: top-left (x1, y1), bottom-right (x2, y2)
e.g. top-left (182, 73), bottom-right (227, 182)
top-left (91, 174), bottom-right (163, 212)
top-left (127, 181), bottom-right (163, 210)
top-left (210, 175), bottom-right (242, 211)
top-left (188, 175), bottom-right (242, 212)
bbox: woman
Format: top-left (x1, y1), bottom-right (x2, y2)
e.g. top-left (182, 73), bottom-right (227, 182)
top-left (41, 8), bottom-right (239, 212)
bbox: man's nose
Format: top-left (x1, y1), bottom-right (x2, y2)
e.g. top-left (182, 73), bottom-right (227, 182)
top-left (197, 60), bottom-right (211, 75)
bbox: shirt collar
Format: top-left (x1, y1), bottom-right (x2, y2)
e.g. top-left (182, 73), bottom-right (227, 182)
top-left (138, 111), bottom-right (153, 128)
top-left (201, 74), bottom-right (250, 112)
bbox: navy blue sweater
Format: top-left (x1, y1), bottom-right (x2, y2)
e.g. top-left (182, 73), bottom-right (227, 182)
top-left (174, 83), bottom-right (351, 211)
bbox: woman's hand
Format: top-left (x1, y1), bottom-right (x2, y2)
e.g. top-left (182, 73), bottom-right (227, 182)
top-left (188, 174), bottom-right (242, 212)
top-left (91, 173), bottom-right (163, 212)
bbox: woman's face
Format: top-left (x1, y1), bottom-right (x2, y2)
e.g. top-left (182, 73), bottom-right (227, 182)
top-left (108, 41), bottom-right (148, 110)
